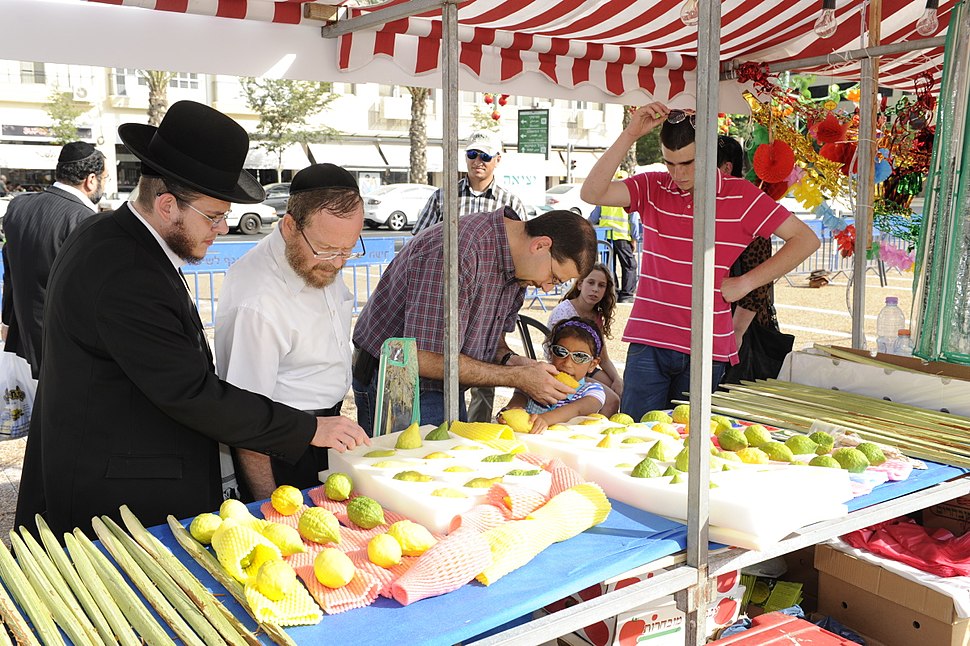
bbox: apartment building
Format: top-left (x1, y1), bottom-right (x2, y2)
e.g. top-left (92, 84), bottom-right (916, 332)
top-left (0, 60), bottom-right (624, 199)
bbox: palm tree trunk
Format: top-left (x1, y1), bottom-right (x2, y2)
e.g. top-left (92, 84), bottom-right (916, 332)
top-left (144, 71), bottom-right (175, 127)
top-left (407, 87), bottom-right (430, 184)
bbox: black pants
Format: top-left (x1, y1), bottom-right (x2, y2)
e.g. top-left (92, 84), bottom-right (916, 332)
top-left (613, 238), bottom-right (639, 300)
top-left (268, 403), bottom-right (341, 492)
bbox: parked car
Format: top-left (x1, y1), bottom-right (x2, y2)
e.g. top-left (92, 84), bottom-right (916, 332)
top-left (363, 183), bottom-right (437, 231)
top-left (523, 202), bottom-right (553, 220)
top-left (544, 183), bottom-right (595, 218)
top-left (228, 201), bottom-right (278, 235)
top-left (262, 182), bottom-right (291, 216)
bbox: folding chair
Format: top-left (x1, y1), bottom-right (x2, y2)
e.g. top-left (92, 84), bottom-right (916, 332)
top-left (516, 314), bottom-right (551, 360)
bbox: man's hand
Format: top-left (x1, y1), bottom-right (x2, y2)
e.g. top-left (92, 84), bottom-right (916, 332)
top-left (625, 103), bottom-right (671, 139)
top-left (513, 362), bottom-right (574, 406)
top-left (720, 275), bottom-right (751, 304)
top-left (310, 416), bottom-right (371, 452)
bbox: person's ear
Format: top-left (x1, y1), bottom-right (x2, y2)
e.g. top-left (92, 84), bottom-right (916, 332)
top-left (719, 161), bottom-right (733, 175)
top-left (155, 192), bottom-right (178, 223)
top-left (530, 235), bottom-right (553, 254)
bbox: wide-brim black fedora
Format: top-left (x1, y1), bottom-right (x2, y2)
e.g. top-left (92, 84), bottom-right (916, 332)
top-left (118, 100), bottom-right (264, 204)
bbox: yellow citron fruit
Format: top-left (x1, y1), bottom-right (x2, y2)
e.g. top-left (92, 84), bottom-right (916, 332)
top-left (423, 451), bottom-right (452, 459)
top-left (189, 513), bottom-right (222, 545)
top-left (395, 422), bottom-right (423, 450)
top-left (386, 520), bottom-right (437, 557)
top-left (313, 548), bottom-right (355, 589)
top-left (260, 523), bottom-right (307, 556)
top-left (255, 559), bottom-right (297, 601)
top-left (596, 434), bottom-right (614, 449)
top-left (270, 485), bottom-right (305, 516)
top-left (588, 413), bottom-right (608, 419)
top-left (579, 419), bottom-right (602, 426)
top-left (500, 408), bottom-right (533, 434)
top-left (554, 372), bottom-right (579, 389)
top-left (324, 473), bottom-right (353, 502)
top-left (367, 533), bottom-right (403, 568)
top-left (220, 498), bottom-right (255, 521)
top-left (652, 422), bottom-right (681, 440)
top-left (346, 496), bottom-right (385, 530)
top-left (671, 404), bottom-right (690, 425)
top-left (547, 424), bottom-right (569, 431)
top-left (298, 507), bottom-right (341, 544)
top-left (443, 465), bottom-right (474, 473)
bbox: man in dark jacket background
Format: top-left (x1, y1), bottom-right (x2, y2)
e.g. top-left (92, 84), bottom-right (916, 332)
top-left (1, 142), bottom-right (107, 378)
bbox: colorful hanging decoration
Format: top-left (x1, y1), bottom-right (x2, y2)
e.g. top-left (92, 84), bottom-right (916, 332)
top-left (481, 93), bottom-right (510, 121)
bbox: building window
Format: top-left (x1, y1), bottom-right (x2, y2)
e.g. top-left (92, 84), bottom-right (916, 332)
top-left (169, 73), bottom-right (199, 90)
top-left (20, 62), bottom-right (46, 84)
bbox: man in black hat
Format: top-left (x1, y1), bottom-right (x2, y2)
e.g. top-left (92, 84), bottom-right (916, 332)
top-left (15, 101), bottom-right (370, 536)
top-left (1, 141), bottom-right (108, 378)
top-left (215, 164), bottom-right (366, 500)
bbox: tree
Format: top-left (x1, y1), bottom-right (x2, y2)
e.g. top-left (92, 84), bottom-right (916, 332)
top-left (636, 128), bottom-right (662, 165)
top-left (407, 87), bottom-right (430, 184)
top-left (241, 78), bottom-right (338, 183)
top-left (45, 89), bottom-right (88, 145)
top-left (142, 71), bottom-right (175, 127)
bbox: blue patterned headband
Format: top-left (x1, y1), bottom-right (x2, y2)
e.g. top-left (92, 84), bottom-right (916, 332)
top-left (558, 319), bottom-right (602, 356)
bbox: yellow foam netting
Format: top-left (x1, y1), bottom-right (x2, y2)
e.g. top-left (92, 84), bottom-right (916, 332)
top-left (243, 580), bottom-right (322, 626)
top-left (476, 482), bottom-right (610, 585)
top-left (449, 421), bottom-right (514, 442)
top-left (211, 524), bottom-right (283, 584)
top-left (486, 483), bottom-right (548, 520)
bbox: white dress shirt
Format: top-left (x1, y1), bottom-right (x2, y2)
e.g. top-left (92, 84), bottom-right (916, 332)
top-left (215, 227), bottom-right (354, 410)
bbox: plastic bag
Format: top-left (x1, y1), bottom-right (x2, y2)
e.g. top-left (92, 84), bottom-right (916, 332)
top-left (0, 351), bottom-right (36, 440)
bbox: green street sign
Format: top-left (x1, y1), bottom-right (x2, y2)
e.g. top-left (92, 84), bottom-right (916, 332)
top-left (518, 109), bottom-right (549, 157)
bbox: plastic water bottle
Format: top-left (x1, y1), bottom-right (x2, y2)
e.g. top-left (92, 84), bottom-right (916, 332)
top-left (894, 329), bottom-right (914, 356)
top-left (875, 297), bottom-right (906, 354)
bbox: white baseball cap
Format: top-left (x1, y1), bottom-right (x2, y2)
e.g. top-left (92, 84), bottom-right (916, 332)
top-left (464, 131), bottom-right (503, 157)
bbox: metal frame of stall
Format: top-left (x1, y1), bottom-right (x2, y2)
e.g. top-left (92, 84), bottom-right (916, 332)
top-left (322, 5), bottom-right (957, 645)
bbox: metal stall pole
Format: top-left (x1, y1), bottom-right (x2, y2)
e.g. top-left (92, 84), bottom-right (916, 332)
top-left (852, 0), bottom-right (881, 350)
top-left (321, 0), bottom-right (462, 420)
top-left (680, 1), bottom-right (720, 644)
top-left (441, 0), bottom-right (461, 420)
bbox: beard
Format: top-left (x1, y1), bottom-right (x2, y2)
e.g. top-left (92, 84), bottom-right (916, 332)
top-left (164, 217), bottom-right (204, 264)
top-left (285, 240), bottom-right (339, 289)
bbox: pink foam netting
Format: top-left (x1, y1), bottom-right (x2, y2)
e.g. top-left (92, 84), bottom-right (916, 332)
top-left (294, 561), bottom-right (380, 614)
top-left (347, 548), bottom-right (416, 597)
top-left (389, 527), bottom-right (492, 606)
top-left (486, 484), bottom-right (548, 519)
top-left (549, 464), bottom-right (586, 497)
top-left (449, 504), bottom-right (508, 534)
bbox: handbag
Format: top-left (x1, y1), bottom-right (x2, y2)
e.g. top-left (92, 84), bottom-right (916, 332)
top-left (722, 322), bottom-right (795, 385)
top-left (0, 351), bottom-right (37, 440)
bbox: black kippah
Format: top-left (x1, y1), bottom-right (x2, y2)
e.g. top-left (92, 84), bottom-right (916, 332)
top-left (289, 163), bottom-right (358, 194)
top-left (58, 141), bottom-right (100, 164)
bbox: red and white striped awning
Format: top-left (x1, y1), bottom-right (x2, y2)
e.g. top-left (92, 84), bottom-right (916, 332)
top-left (72, 0), bottom-right (957, 103)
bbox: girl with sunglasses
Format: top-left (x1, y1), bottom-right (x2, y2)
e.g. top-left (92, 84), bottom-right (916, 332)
top-left (499, 317), bottom-right (606, 433)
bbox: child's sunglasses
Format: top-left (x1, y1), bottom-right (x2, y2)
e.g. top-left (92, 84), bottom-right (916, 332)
top-left (466, 150), bottom-right (495, 163)
top-left (549, 344), bottom-right (594, 364)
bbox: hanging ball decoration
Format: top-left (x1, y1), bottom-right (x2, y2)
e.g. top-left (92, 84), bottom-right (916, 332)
top-left (491, 110), bottom-right (501, 121)
top-left (483, 94), bottom-right (494, 104)
top-left (753, 140), bottom-right (796, 184)
top-left (498, 95), bottom-right (508, 106)
top-left (814, 113), bottom-right (848, 145)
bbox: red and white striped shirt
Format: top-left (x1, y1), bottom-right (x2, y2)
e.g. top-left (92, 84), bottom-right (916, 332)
top-left (622, 171), bottom-right (791, 364)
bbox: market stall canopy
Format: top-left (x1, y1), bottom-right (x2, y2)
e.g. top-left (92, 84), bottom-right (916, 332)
top-left (55, 0), bottom-right (956, 108)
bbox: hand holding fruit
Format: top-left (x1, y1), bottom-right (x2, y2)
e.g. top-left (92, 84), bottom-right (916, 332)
top-left (513, 361), bottom-right (574, 406)
top-left (312, 415), bottom-right (371, 452)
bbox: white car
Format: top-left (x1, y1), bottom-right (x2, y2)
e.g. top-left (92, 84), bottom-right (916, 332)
top-left (227, 201), bottom-right (278, 235)
top-left (544, 183), bottom-right (595, 218)
top-left (363, 183), bottom-right (437, 231)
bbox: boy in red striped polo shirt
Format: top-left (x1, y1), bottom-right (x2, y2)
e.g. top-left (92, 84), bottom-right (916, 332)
top-left (580, 103), bottom-right (820, 419)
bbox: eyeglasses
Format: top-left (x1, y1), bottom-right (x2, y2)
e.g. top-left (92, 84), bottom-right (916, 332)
top-left (666, 109), bottom-right (696, 129)
top-left (466, 150), bottom-right (495, 163)
top-left (156, 191), bottom-right (231, 228)
top-left (547, 253), bottom-right (564, 287)
top-left (549, 344), bottom-right (594, 365)
top-left (300, 228), bottom-right (366, 261)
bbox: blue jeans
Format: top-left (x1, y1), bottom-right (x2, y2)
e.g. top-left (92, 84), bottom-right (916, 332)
top-left (353, 375), bottom-right (466, 435)
top-left (620, 343), bottom-right (728, 421)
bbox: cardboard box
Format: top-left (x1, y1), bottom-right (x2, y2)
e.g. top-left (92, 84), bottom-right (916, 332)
top-left (544, 567), bottom-right (742, 646)
top-left (815, 544), bottom-right (970, 646)
top-left (783, 545), bottom-right (819, 611)
top-left (830, 346), bottom-right (970, 382)
top-left (923, 494), bottom-right (970, 537)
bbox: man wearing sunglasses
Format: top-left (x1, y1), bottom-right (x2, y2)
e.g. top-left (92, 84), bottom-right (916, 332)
top-left (215, 164), bottom-right (369, 501)
top-left (412, 131), bottom-right (527, 236)
top-left (580, 102), bottom-right (819, 419)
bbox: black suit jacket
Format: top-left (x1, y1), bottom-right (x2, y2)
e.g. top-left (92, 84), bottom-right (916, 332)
top-left (15, 205), bottom-right (316, 535)
top-left (1, 186), bottom-right (99, 378)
